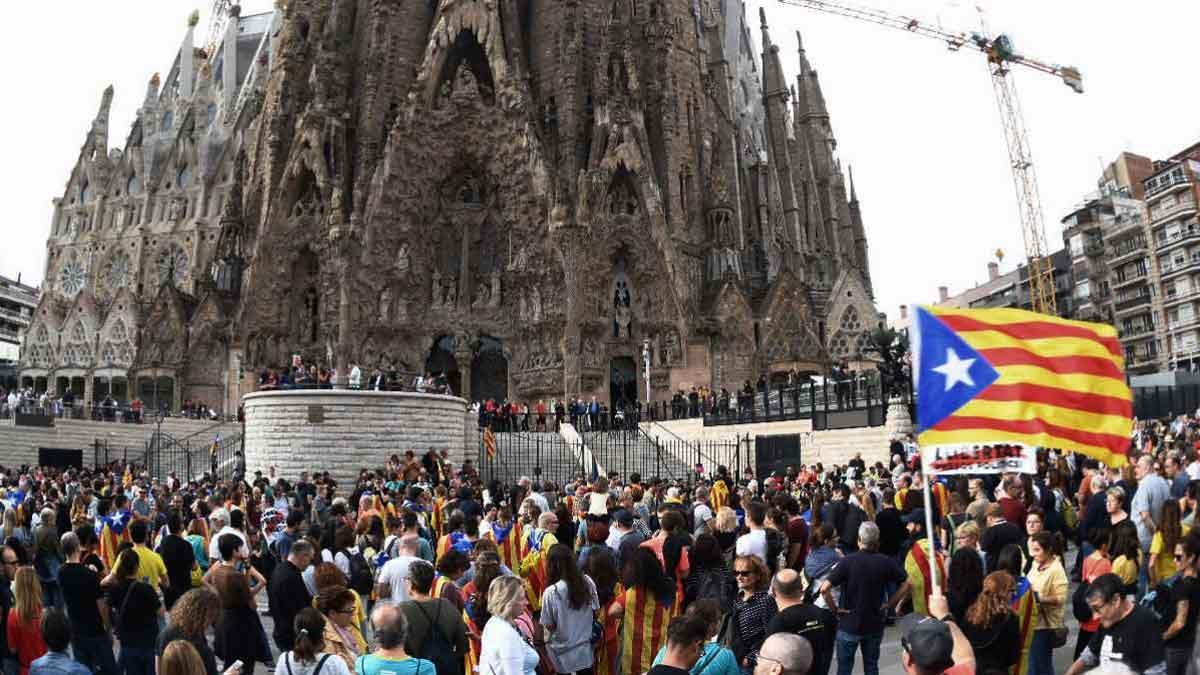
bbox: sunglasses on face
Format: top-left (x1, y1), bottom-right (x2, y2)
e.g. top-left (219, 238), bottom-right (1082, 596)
top-left (734, 570), bottom-right (754, 577)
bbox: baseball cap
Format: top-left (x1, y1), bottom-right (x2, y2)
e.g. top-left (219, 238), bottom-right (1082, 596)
top-left (613, 509), bottom-right (634, 527)
top-left (902, 618), bottom-right (954, 671)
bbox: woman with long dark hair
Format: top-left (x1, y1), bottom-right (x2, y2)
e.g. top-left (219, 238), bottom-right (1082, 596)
top-left (960, 572), bottom-right (1020, 675)
top-left (608, 548), bottom-right (675, 675)
top-left (642, 509), bottom-right (691, 607)
top-left (683, 534), bottom-right (735, 608)
top-left (1024, 531), bottom-right (1067, 675)
top-left (947, 547), bottom-right (984, 622)
top-left (104, 548), bottom-right (162, 675)
top-left (274, 608), bottom-right (353, 675)
top-left (1150, 499), bottom-right (1187, 584)
top-left (540, 544), bottom-right (599, 675)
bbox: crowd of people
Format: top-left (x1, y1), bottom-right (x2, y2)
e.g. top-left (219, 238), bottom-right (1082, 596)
top-left (0, 413), bottom-right (1197, 675)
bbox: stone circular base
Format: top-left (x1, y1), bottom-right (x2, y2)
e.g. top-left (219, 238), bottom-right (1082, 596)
top-left (242, 389), bottom-right (469, 489)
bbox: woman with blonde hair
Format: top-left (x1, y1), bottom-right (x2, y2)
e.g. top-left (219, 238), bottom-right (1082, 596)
top-left (479, 575), bottom-right (540, 675)
top-left (160, 640), bottom-right (209, 675)
top-left (157, 587), bottom-right (221, 675)
top-left (713, 507), bottom-right (739, 554)
top-left (6, 567), bottom-right (45, 675)
top-left (960, 571), bottom-right (1020, 675)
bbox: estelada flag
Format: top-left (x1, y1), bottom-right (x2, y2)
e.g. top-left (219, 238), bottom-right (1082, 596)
top-left (913, 306), bottom-right (1133, 467)
top-left (483, 427), bottom-right (497, 459)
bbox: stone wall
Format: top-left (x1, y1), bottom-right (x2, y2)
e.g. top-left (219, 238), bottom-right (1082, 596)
top-left (243, 390), bottom-right (468, 489)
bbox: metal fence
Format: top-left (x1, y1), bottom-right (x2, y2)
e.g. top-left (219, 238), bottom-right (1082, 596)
top-left (92, 423), bottom-right (243, 482)
top-left (475, 431), bottom-right (746, 489)
top-left (1133, 385), bottom-right (1200, 420)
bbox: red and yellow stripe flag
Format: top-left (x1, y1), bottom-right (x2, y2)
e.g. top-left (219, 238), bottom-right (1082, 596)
top-left (618, 585), bottom-right (672, 675)
top-left (914, 306), bottom-right (1133, 467)
top-left (483, 427), bottom-right (498, 459)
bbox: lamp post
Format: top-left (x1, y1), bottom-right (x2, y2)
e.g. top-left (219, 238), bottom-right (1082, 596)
top-left (641, 338), bottom-right (651, 408)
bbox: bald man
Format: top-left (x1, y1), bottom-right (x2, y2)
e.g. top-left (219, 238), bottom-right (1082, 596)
top-left (753, 633), bottom-right (813, 675)
top-left (767, 569), bottom-right (834, 675)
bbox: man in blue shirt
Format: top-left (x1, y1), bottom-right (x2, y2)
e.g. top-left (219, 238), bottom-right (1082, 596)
top-left (30, 610), bottom-right (90, 675)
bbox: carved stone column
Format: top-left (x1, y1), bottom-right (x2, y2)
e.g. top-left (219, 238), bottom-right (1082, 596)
top-left (552, 208), bottom-right (585, 397)
top-left (329, 216), bottom-right (361, 386)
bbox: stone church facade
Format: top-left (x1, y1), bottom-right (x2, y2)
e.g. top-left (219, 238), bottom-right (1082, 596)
top-left (23, 0), bottom-right (879, 412)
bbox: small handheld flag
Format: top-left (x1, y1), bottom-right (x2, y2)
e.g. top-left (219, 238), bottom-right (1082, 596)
top-left (913, 306), bottom-right (1132, 467)
top-left (483, 427), bottom-right (497, 459)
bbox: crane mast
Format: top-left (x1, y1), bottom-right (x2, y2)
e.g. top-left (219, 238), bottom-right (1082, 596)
top-left (205, 0), bottom-right (235, 58)
top-left (776, 0), bottom-right (1083, 316)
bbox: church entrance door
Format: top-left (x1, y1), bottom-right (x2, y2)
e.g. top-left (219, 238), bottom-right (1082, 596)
top-left (425, 335), bottom-right (462, 396)
top-left (471, 336), bottom-right (508, 404)
top-left (609, 357), bottom-right (637, 413)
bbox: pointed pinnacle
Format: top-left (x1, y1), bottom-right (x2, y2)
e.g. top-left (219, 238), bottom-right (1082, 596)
top-left (849, 165), bottom-right (857, 202)
top-left (796, 30), bottom-right (805, 52)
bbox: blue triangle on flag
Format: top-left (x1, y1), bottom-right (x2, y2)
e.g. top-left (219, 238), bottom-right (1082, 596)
top-left (915, 308), bottom-right (1000, 433)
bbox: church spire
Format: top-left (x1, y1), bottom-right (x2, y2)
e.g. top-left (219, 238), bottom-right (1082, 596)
top-left (795, 28), bottom-right (828, 121)
top-left (849, 164), bottom-right (858, 203)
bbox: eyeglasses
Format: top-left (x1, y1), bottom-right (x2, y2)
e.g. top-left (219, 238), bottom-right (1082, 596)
top-left (734, 570), bottom-right (754, 577)
top-left (334, 607), bottom-right (355, 615)
top-left (0, 560), bottom-right (16, 566)
top-left (1175, 553), bottom-right (1185, 561)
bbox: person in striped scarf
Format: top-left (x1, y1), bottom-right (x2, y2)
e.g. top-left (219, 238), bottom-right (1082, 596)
top-left (900, 508), bottom-right (947, 617)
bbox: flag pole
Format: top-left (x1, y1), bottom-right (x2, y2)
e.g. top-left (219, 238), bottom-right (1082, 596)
top-left (919, 443), bottom-right (941, 597)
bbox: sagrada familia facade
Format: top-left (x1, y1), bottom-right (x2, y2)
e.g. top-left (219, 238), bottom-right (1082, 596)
top-left (22, 0), bottom-right (878, 413)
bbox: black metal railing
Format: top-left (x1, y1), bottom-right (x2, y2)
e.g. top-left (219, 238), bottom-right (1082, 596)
top-left (475, 431), bottom-right (744, 489)
top-left (139, 428), bottom-right (244, 482)
top-left (1133, 385), bottom-right (1200, 420)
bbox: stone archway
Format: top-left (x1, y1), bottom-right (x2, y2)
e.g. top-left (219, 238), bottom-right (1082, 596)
top-left (471, 336), bottom-right (508, 403)
top-left (609, 356), bottom-right (637, 411)
top-left (425, 335), bottom-right (461, 395)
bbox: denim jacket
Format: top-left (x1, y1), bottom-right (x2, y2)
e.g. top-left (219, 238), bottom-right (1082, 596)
top-left (30, 651), bottom-right (91, 675)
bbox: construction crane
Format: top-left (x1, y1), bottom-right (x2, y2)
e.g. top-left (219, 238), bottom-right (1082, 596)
top-left (776, 0), bottom-right (1083, 316)
top-left (204, 0), bottom-right (235, 58)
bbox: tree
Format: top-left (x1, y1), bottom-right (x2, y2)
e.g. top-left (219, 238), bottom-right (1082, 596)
top-left (866, 326), bottom-right (910, 400)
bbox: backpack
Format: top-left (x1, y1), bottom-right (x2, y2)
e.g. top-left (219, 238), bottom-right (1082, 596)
top-left (414, 600), bottom-right (463, 675)
top-left (1059, 497), bottom-right (1078, 531)
top-left (1071, 579), bottom-right (1093, 622)
top-left (692, 567), bottom-right (735, 608)
top-left (342, 548), bottom-right (374, 595)
top-left (1139, 573), bottom-right (1181, 630)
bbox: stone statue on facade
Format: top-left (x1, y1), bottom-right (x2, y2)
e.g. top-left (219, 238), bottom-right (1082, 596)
top-left (396, 244), bottom-right (410, 274)
top-left (529, 286), bottom-right (541, 322)
top-left (473, 280), bottom-right (490, 308)
top-left (431, 271), bottom-right (442, 307)
top-left (488, 269), bottom-right (502, 308)
top-left (167, 197), bottom-right (186, 222)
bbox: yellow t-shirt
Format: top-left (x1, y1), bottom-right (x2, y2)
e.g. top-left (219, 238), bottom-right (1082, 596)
top-left (1026, 557), bottom-right (1069, 630)
top-left (1150, 524), bottom-right (1192, 581)
top-left (1112, 554), bottom-right (1138, 585)
top-left (134, 545), bottom-right (168, 588)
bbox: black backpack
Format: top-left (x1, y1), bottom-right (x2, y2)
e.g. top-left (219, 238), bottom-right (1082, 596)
top-left (692, 567), bottom-right (736, 608)
top-left (414, 601), bottom-right (463, 675)
top-left (342, 549), bottom-right (374, 595)
top-left (1139, 574), bottom-right (1181, 630)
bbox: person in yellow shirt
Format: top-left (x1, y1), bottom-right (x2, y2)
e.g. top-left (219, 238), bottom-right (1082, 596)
top-left (1149, 499), bottom-right (1190, 584)
top-left (1110, 527), bottom-right (1141, 592)
top-left (1025, 531), bottom-right (1068, 675)
top-left (129, 519), bottom-right (169, 593)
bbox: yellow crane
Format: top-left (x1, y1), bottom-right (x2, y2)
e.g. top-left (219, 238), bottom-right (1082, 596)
top-left (776, 0), bottom-right (1083, 316)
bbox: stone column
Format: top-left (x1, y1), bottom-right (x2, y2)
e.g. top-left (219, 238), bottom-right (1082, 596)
top-left (329, 217), bottom-right (361, 386)
top-left (456, 344), bottom-right (473, 401)
top-left (552, 212), bottom-right (585, 397)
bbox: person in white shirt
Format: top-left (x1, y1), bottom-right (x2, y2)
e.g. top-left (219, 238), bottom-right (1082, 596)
top-left (735, 501), bottom-right (769, 564)
top-left (692, 486), bottom-right (714, 536)
top-left (375, 535), bottom-right (422, 603)
top-left (208, 508), bottom-right (250, 562)
top-left (480, 575), bottom-right (540, 675)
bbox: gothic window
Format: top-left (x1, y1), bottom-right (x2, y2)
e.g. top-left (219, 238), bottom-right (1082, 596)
top-left (206, 103), bottom-right (217, 126)
top-left (177, 165), bottom-right (193, 189)
top-left (163, 111), bottom-right (174, 130)
top-left (80, 179), bottom-right (91, 204)
top-left (127, 174), bottom-right (141, 196)
top-left (59, 257), bottom-right (87, 298)
top-left (156, 243), bottom-right (189, 286)
top-left (106, 253), bottom-right (131, 290)
top-left (829, 306), bottom-right (867, 359)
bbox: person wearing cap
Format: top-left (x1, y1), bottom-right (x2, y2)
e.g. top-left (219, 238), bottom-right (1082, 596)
top-left (608, 509), bottom-right (644, 572)
top-left (901, 593), bottom-right (976, 675)
top-left (898, 508), bottom-right (947, 618)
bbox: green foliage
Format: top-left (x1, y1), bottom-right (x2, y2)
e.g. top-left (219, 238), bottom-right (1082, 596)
top-left (866, 326), bottom-right (910, 399)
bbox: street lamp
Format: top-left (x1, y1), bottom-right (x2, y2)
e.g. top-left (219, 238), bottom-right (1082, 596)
top-left (641, 338), bottom-right (651, 404)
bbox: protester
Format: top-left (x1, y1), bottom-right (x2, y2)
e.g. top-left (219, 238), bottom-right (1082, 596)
top-left (159, 641), bottom-right (208, 675)
top-left (55, 532), bottom-right (115, 675)
top-left (1025, 531), bottom-right (1068, 675)
top-left (105, 548), bottom-right (161, 675)
top-left (1162, 530), bottom-right (1200, 675)
top-left (275, 608), bottom-right (352, 675)
top-left (314, 588), bottom-right (362, 672)
top-left (959, 571), bottom-right (1019, 675)
top-left (397, 560), bottom-right (466, 675)
top-left (539, 544), bottom-right (599, 675)
top-left (647, 614), bottom-right (710, 675)
top-left (1064, 573), bottom-right (1165, 674)
top-left (7, 568), bottom-right (45, 675)
top-left (765, 569), bottom-right (835, 675)
top-left (27, 610), bottom-right (83, 675)
top-left (268, 540), bottom-right (315, 653)
top-left (353, 604), bottom-right (435, 675)
top-left (479, 576), bottom-right (539, 675)
top-left (730, 554), bottom-right (777, 672)
top-left (210, 534), bottom-right (268, 675)
top-left (156, 587), bottom-right (221, 675)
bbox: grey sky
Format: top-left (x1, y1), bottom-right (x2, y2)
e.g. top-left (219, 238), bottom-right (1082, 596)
top-left (3, 0), bottom-right (1198, 324)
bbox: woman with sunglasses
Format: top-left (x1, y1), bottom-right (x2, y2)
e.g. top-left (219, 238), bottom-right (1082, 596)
top-left (1163, 530), bottom-right (1200, 675)
top-left (730, 555), bottom-right (776, 675)
top-left (314, 588), bottom-right (361, 672)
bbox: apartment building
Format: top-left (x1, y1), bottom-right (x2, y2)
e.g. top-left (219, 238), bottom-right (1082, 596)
top-left (1148, 143), bottom-right (1200, 371)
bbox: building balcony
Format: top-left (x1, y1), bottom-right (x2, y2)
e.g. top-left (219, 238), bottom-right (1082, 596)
top-left (1155, 227), bottom-right (1200, 252)
top-left (1083, 239), bottom-right (1106, 257)
top-left (1111, 271), bottom-right (1149, 289)
top-left (1167, 315), bottom-right (1200, 334)
top-left (0, 307), bottom-right (29, 325)
top-left (1145, 170), bottom-right (1193, 199)
top-left (1163, 286), bottom-right (1200, 308)
top-left (1119, 324), bottom-right (1157, 341)
top-left (1107, 240), bottom-right (1147, 266)
top-left (1159, 255), bottom-right (1200, 280)
top-left (1129, 351), bottom-right (1161, 370)
top-left (1113, 293), bottom-right (1153, 314)
top-left (0, 286), bottom-right (35, 307)
top-left (0, 328), bottom-right (17, 343)
top-left (1150, 197), bottom-right (1198, 224)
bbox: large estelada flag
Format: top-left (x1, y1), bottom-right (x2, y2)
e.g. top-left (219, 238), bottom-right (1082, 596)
top-left (913, 306), bottom-right (1133, 467)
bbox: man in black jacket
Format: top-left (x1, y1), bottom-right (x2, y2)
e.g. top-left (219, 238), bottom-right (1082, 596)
top-left (267, 540), bottom-right (314, 651)
top-left (980, 503), bottom-right (1024, 573)
top-left (875, 489), bottom-right (906, 559)
top-left (767, 569), bottom-right (836, 675)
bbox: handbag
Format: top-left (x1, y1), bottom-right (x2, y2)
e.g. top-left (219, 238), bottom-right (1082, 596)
top-left (1050, 626), bottom-right (1069, 648)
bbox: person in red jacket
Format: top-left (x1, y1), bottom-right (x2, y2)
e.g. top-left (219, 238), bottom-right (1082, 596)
top-left (6, 568), bottom-right (46, 675)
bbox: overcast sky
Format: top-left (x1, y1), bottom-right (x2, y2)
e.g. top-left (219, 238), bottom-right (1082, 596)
top-left (3, 0), bottom-right (1198, 323)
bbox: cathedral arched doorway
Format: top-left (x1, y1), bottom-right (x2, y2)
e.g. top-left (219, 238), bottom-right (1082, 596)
top-left (610, 357), bottom-right (638, 412)
top-left (471, 336), bottom-right (508, 404)
top-left (425, 335), bottom-right (461, 396)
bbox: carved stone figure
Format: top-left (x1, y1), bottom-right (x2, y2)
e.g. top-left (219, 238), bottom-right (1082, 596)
top-left (167, 197), bottom-right (186, 222)
top-left (396, 244), bottom-right (410, 274)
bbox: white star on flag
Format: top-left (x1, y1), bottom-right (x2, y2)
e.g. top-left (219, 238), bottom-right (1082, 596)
top-left (932, 348), bottom-right (976, 392)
